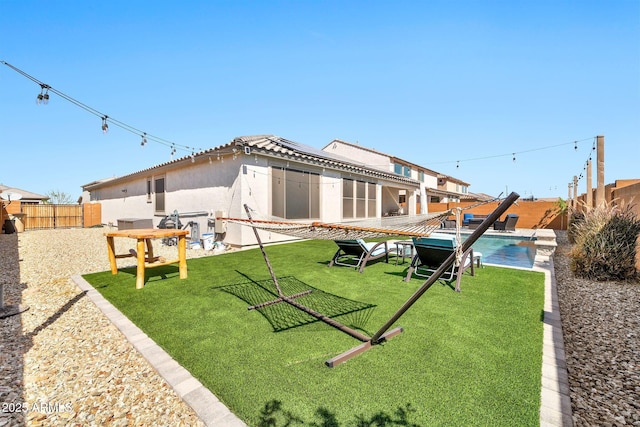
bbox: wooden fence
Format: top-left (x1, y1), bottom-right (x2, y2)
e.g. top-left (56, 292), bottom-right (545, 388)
top-left (21, 204), bottom-right (83, 229)
top-left (427, 199), bottom-right (568, 230)
top-left (1, 203), bottom-right (102, 232)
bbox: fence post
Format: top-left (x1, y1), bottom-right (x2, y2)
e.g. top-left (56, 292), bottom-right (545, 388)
top-left (595, 135), bottom-right (605, 208)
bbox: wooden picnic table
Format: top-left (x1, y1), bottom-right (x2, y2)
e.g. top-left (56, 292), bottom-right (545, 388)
top-left (104, 228), bottom-right (189, 289)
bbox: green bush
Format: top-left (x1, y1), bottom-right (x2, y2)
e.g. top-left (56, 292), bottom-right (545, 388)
top-left (570, 205), bottom-right (640, 281)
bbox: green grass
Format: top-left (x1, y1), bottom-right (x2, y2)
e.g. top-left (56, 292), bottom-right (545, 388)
top-left (83, 239), bottom-right (545, 426)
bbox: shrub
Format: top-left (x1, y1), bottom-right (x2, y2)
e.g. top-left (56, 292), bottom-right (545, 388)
top-left (567, 210), bottom-right (585, 243)
top-left (570, 204), bottom-right (640, 281)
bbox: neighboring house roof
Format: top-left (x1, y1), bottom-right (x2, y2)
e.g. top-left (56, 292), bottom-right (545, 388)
top-left (83, 135), bottom-right (420, 191)
top-left (0, 185), bottom-right (49, 202)
top-left (468, 192), bottom-right (496, 201)
top-left (426, 187), bottom-right (476, 201)
top-left (436, 173), bottom-right (470, 187)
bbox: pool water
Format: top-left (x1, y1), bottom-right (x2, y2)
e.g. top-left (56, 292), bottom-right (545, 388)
top-left (462, 234), bottom-right (536, 268)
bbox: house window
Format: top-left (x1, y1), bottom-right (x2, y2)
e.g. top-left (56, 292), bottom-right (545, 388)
top-left (393, 164), bottom-right (411, 177)
top-left (419, 171), bottom-right (425, 182)
top-left (155, 176), bottom-right (165, 213)
top-left (343, 178), bottom-right (376, 219)
top-left (146, 179), bottom-right (152, 203)
top-left (271, 167), bottom-right (320, 219)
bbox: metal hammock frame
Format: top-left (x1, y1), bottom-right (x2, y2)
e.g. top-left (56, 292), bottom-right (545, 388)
top-left (236, 192), bottom-right (520, 367)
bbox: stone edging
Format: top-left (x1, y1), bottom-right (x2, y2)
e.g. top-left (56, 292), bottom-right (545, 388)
top-left (71, 274), bottom-right (247, 427)
top-left (72, 246), bottom-right (571, 427)
top-left (534, 253), bottom-right (573, 426)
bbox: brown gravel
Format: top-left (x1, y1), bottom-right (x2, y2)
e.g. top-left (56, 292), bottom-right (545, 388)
top-left (1, 227), bottom-right (217, 427)
top-left (2, 227), bottom-right (639, 426)
top-left (553, 231), bottom-right (640, 426)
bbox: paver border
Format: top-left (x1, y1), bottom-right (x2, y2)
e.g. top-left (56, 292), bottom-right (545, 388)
top-left (534, 252), bottom-right (574, 426)
top-left (73, 239), bottom-right (572, 427)
top-left (71, 274), bottom-right (247, 427)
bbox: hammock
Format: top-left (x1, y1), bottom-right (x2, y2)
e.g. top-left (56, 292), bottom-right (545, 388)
top-left (221, 210), bottom-right (452, 240)
top-left (227, 193), bottom-right (520, 367)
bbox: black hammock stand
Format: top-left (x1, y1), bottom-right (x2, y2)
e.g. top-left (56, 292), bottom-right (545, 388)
top-left (242, 192), bottom-right (520, 367)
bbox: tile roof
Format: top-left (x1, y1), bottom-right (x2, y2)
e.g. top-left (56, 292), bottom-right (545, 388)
top-left (0, 185), bottom-right (48, 201)
top-left (83, 135), bottom-right (419, 190)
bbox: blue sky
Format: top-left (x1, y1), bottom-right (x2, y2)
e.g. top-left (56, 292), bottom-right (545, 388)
top-left (1, 1), bottom-right (638, 201)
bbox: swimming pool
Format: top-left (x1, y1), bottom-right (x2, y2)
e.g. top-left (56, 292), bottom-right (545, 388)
top-left (461, 234), bottom-right (537, 269)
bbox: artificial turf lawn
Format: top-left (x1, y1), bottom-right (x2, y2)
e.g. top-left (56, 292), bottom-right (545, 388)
top-left (83, 239), bottom-right (545, 426)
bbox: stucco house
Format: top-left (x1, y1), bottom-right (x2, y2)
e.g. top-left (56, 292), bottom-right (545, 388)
top-left (82, 135), bottom-right (422, 248)
top-left (322, 139), bottom-right (474, 211)
top-left (0, 185), bottom-right (49, 204)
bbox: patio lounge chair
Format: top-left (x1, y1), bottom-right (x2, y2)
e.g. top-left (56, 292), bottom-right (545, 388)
top-left (328, 239), bottom-right (390, 273)
top-left (493, 214), bottom-right (519, 231)
top-left (403, 233), bottom-right (476, 292)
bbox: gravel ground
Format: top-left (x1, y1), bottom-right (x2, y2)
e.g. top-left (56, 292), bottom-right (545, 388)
top-left (0, 227), bottom-right (217, 427)
top-left (553, 231), bottom-right (640, 426)
top-left (1, 227), bottom-right (639, 426)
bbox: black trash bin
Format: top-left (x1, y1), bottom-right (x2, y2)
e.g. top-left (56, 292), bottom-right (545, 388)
top-left (3, 219), bottom-right (16, 234)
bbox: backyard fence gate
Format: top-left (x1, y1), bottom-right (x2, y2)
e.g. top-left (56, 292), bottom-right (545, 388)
top-left (21, 204), bottom-right (84, 230)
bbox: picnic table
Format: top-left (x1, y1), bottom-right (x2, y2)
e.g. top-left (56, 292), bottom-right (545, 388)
top-left (104, 228), bottom-right (189, 289)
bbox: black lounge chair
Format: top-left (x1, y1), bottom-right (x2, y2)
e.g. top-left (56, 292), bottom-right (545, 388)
top-left (403, 234), bottom-right (477, 292)
top-left (328, 239), bottom-right (390, 273)
top-left (493, 214), bottom-right (519, 231)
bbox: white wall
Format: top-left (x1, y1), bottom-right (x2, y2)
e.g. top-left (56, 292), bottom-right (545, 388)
top-left (91, 152), bottom-right (421, 248)
top-left (324, 141), bottom-right (391, 172)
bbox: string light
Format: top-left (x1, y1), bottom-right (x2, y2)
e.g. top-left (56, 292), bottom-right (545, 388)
top-left (36, 84), bottom-right (50, 105)
top-left (427, 137), bottom-right (595, 167)
top-left (141, 132), bottom-right (147, 146)
top-left (512, 153), bottom-right (516, 162)
top-left (1, 61), bottom-right (204, 158)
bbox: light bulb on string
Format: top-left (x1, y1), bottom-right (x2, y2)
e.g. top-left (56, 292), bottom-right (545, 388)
top-left (101, 116), bottom-right (109, 134)
top-left (141, 133), bottom-right (147, 146)
top-left (512, 153), bottom-right (516, 162)
top-left (456, 160), bottom-right (460, 169)
top-left (574, 141), bottom-right (578, 151)
top-left (36, 84), bottom-right (50, 105)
